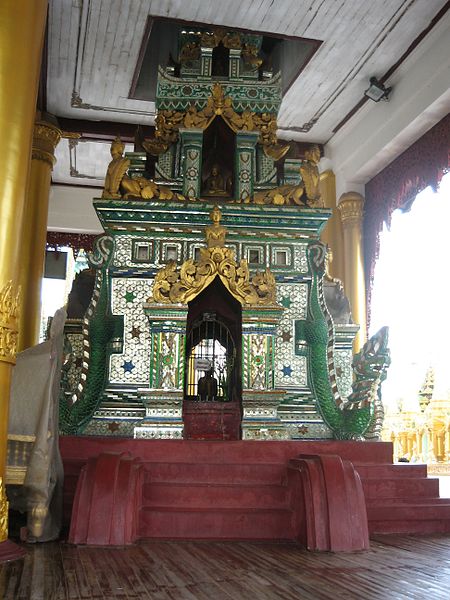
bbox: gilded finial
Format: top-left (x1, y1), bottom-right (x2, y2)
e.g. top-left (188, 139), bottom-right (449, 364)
top-left (205, 205), bottom-right (227, 248)
top-left (210, 205), bottom-right (222, 224)
top-left (111, 136), bottom-right (125, 155)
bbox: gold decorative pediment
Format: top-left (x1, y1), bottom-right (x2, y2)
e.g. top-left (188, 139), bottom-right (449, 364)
top-left (148, 207), bottom-right (277, 307)
top-left (143, 84), bottom-right (289, 161)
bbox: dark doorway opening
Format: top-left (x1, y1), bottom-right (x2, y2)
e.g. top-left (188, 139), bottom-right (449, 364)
top-left (183, 277), bottom-right (242, 440)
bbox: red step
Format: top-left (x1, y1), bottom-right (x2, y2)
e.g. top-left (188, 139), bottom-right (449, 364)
top-left (362, 477), bottom-right (440, 499)
top-left (139, 459), bottom-right (293, 540)
top-left (356, 461), bottom-right (450, 534)
top-left (369, 520), bottom-right (450, 535)
top-left (60, 437), bottom-right (393, 465)
top-left (142, 482), bottom-right (289, 509)
top-left (355, 463), bottom-right (428, 479)
top-left (367, 503), bottom-right (450, 534)
top-left (143, 461), bottom-right (285, 485)
top-left (139, 507), bottom-right (294, 540)
top-left (366, 496), bottom-right (450, 506)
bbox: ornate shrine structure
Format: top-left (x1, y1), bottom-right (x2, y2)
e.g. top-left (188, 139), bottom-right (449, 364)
top-left (60, 26), bottom-right (390, 443)
top-left (51, 24), bottom-right (450, 553)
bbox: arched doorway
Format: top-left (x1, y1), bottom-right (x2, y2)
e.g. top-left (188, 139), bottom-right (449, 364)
top-left (183, 277), bottom-right (242, 440)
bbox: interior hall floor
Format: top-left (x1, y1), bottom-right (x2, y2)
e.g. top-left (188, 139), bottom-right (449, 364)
top-left (1, 535), bottom-right (450, 599)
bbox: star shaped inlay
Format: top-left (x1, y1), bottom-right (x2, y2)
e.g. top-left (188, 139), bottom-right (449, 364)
top-left (298, 425), bottom-right (309, 435)
top-left (108, 421), bottom-right (120, 433)
top-left (280, 296), bottom-right (292, 309)
top-left (122, 360), bottom-right (135, 373)
top-left (124, 290), bottom-right (136, 303)
top-left (131, 326), bottom-right (142, 339)
top-left (282, 365), bottom-right (293, 377)
top-left (281, 330), bottom-right (292, 343)
top-left (336, 366), bottom-right (343, 377)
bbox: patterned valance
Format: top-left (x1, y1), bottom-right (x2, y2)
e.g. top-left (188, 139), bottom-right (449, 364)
top-left (46, 232), bottom-right (98, 258)
top-left (364, 112), bottom-right (450, 327)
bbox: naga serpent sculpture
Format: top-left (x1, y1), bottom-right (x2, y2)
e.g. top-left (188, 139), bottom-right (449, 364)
top-left (59, 236), bottom-right (122, 434)
top-left (299, 240), bottom-right (391, 440)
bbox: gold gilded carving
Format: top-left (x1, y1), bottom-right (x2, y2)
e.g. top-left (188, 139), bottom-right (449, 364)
top-left (0, 477), bottom-right (8, 541)
top-left (31, 148), bottom-right (56, 167)
top-left (143, 111), bottom-right (184, 156)
top-left (32, 121), bottom-right (62, 168)
top-left (149, 207), bottom-right (276, 306)
top-left (34, 121), bottom-right (61, 151)
top-left (180, 41), bottom-right (201, 63)
top-left (0, 281), bottom-right (20, 365)
top-left (242, 43), bottom-right (263, 68)
top-left (102, 137), bottom-right (131, 198)
top-left (197, 27), bottom-right (261, 62)
top-left (102, 138), bottom-right (186, 201)
top-left (252, 144), bottom-right (323, 208)
top-left (205, 205), bottom-right (227, 247)
top-left (300, 145), bottom-right (322, 204)
top-left (200, 28), bottom-right (243, 51)
top-left (143, 84), bottom-right (289, 162)
top-left (338, 192), bottom-right (364, 229)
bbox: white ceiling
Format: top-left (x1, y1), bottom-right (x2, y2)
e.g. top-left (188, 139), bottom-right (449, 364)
top-left (47, 0), bottom-right (449, 190)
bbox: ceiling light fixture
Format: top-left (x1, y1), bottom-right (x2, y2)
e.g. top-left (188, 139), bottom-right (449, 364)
top-left (364, 77), bottom-right (392, 102)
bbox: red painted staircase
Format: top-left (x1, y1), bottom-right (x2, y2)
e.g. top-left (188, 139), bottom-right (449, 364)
top-left (139, 459), bottom-right (294, 541)
top-left (60, 437), bottom-right (450, 547)
top-left (356, 463), bottom-right (450, 534)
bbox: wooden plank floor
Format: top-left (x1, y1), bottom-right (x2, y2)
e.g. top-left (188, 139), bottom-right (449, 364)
top-left (1, 535), bottom-right (450, 599)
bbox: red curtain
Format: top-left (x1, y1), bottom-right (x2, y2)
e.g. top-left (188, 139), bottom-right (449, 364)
top-left (46, 231), bottom-right (98, 258)
top-left (364, 112), bottom-right (450, 327)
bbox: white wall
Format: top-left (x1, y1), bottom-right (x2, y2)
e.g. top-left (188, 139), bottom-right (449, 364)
top-left (48, 185), bottom-right (103, 233)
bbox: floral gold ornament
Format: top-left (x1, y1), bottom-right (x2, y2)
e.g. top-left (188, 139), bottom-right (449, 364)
top-left (179, 41), bottom-right (201, 63)
top-left (0, 477), bottom-right (8, 541)
top-left (241, 43), bottom-right (263, 69)
top-left (252, 145), bottom-right (324, 208)
top-left (142, 111), bottom-right (184, 156)
top-left (149, 207), bottom-right (277, 307)
top-left (0, 281), bottom-right (20, 364)
top-left (197, 27), bottom-right (252, 52)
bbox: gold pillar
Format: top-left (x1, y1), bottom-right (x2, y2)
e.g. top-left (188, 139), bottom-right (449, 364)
top-left (338, 192), bottom-right (367, 353)
top-left (319, 170), bottom-right (344, 283)
top-left (0, 0), bottom-right (48, 541)
top-left (18, 118), bottom-right (62, 351)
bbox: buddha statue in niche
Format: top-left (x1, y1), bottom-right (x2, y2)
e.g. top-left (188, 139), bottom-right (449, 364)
top-left (204, 164), bottom-right (230, 197)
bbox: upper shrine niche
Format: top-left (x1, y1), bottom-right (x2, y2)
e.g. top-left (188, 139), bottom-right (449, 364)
top-left (130, 19), bottom-right (321, 102)
top-left (102, 23), bottom-right (323, 208)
